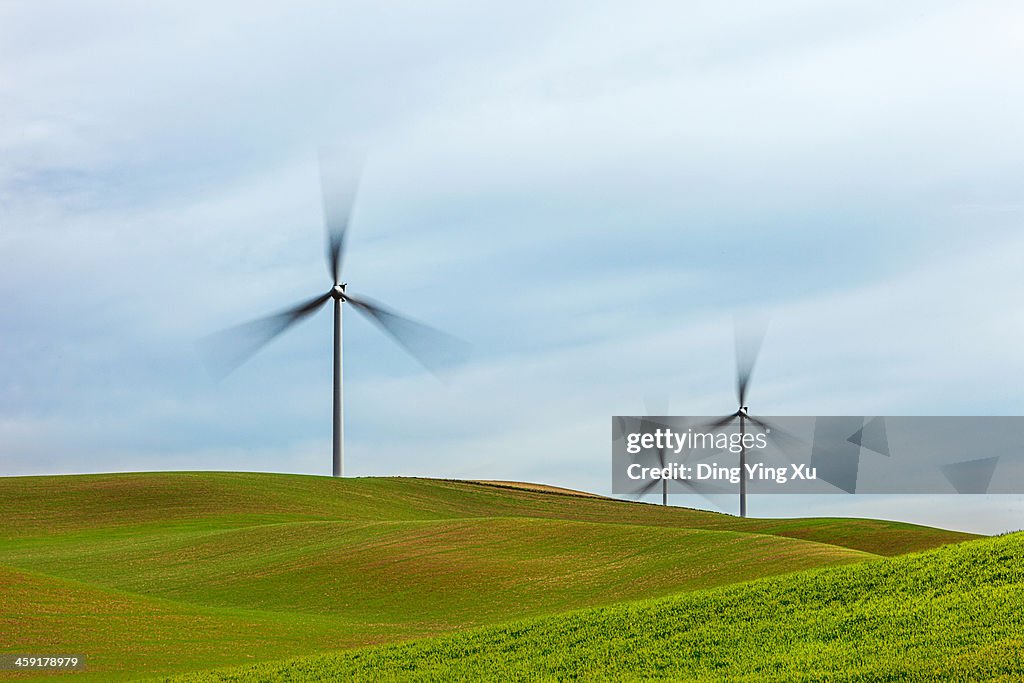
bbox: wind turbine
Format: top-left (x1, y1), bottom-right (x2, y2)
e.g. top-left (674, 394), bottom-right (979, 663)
top-left (633, 397), bottom-right (728, 507)
top-left (204, 151), bottom-right (466, 477)
top-left (705, 322), bottom-right (791, 517)
top-left (632, 428), bottom-right (728, 507)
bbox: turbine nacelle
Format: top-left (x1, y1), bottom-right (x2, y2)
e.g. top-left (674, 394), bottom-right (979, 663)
top-left (737, 406), bottom-right (749, 418)
top-left (331, 283), bottom-right (347, 301)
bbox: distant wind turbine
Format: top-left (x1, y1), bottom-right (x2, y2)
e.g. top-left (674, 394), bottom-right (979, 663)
top-left (634, 396), bottom-right (728, 507)
top-left (705, 321), bottom-right (793, 517)
top-left (204, 150), bottom-right (467, 477)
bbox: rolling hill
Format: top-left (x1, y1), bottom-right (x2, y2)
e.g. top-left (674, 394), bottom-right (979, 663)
top-left (0, 472), bottom-right (977, 680)
top-left (165, 531), bottom-right (1024, 682)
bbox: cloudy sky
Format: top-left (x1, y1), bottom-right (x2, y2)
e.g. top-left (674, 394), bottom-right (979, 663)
top-left (3, 0), bottom-right (1023, 533)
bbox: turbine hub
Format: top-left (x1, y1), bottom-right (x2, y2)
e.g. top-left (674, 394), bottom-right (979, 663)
top-left (331, 283), bottom-right (347, 301)
top-left (738, 406), bottom-right (749, 417)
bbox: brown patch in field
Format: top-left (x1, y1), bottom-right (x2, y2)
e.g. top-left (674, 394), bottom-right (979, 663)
top-left (469, 481), bottom-right (607, 499)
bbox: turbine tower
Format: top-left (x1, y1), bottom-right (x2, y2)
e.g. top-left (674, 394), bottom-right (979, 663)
top-left (204, 150), bottom-right (465, 477)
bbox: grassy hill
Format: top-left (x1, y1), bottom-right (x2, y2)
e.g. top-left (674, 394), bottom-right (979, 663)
top-left (1, 472), bottom-right (971, 554)
top-left (165, 532), bottom-right (1024, 682)
top-left (0, 472), bottom-right (977, 680)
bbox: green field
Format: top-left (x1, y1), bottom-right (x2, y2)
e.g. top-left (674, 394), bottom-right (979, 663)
top-left (166, 531), bottom-right (1024, 682)
top-left (0, 472), bottom-right (988, 680)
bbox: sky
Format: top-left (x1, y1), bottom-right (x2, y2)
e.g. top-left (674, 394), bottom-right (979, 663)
top-left (2, 0), bottom-right (1023, 534)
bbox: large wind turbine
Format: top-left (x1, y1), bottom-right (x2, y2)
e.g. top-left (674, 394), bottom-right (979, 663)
top-left (204, 151), bottom-right (465, 477)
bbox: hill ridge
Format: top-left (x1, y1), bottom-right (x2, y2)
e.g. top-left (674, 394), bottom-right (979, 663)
top-left (0, 472), bottom-right (975, 556)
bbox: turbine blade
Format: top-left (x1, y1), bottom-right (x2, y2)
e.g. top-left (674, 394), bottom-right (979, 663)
top-left (636, 479), bottom-right (660, 496)
top-left (735, 318), bottom-right (768, 406)
top-left (345, 293), bottom-right (469, 375)
top-left (674, 477), bottom-right (733, 503)
top-left (676, 475), bottom-right (730, 494)
top-left (320, 148), bottom-right (363, 284)
top-left (746, 415), bottom-right (804, 456)
top-left (202, 292), bottom-right (332, 377)
top-left (702, 414), bottom-right (737, 431)
top-left (648, 461), bottom-right (731, 507)
top-left (638, 415), bottom-right (672, 445)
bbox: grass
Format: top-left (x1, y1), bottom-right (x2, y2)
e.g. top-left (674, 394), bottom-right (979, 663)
top-left (0, 518), bottom-right (872, 626)
top-left (0, 472), bottom-right (972, 554)
top-left (163, 532), bottom-right (1024, 682)
top-left (0, 472), bottom-right (979, 680)
top-left (0, 565), bottom-right (354, 680)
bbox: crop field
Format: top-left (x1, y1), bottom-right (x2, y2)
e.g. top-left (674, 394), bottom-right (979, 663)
top-left (0, 472), bottom-right (988, 680)
top-left (166, 531), bottom-right (1024, 682)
